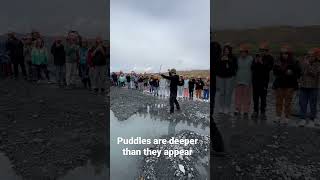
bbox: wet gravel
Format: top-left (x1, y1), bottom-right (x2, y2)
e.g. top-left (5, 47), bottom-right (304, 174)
top-left (0, 78), bottom-right (108, 180)
top-left (140, 130), bottom-right (210, 180)
top-left (213, 89), bottom-right (320, 180)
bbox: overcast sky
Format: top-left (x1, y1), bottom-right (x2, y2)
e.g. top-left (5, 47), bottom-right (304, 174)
top-left (0, 0), bottom-right (109, 39)
top-left (212, 0), bottom-right (320, 30)
top-left (110, 0), bottom-right (210, 73)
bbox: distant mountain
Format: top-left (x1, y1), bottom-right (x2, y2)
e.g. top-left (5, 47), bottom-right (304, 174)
top-left (213, 25), bottom-right (320, 55)
top-left (214, 25), bottom-right (320, 44)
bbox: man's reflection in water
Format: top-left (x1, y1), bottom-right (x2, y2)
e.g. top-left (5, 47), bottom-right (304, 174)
top-left (88, 143), bottom-right (108, 175)
top-left (168, 119), bottom-right (178, 136)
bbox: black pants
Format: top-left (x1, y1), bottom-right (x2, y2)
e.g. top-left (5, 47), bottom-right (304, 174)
top-left (252, 85), bottom-right (268, 113)
top-left (169, 95), bottom-right (180, 113)
top-left (34, 64), bottom-right (50, 81)
top-left (13, 61), bottom-right (27, 78)
top-left (189, 89), bottom-right (194, 99)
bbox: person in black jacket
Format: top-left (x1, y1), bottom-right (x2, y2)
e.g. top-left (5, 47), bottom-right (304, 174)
top-left (273, 46), bottom-right (301, 124)
top-left (92, 37), bottom-right (108, 93)
top-left (51, 38), bottom-right (66, 86)
top-left (216, 44), bottom-right (238, 114)
top-left (188, 77), bottom-right (196, 100)
top-left (6, 32), bottom-right (27, 79)
top-left (251, 43), bottom-right (274, 120)
top-left (161, 68), bottom-right (180, 114)
top-left (195, 77), bottom-right (205, 100)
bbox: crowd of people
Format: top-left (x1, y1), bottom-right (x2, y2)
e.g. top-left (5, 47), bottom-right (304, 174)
top-left (212, 41), bottom-right (320, 126)
top-left (0, 30), bottom-right (110, 94)
top-left (111, 71), bottom-right (210, 102)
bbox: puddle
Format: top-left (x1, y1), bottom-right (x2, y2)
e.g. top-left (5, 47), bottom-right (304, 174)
top-left (60, 141), bottom-right (109, 180)
top-left (0, 153), bottom-right (22, 180)
top-left (59, 161), bottom-right (108, 180)
top-left (110, 109), bottom-right (209, 180)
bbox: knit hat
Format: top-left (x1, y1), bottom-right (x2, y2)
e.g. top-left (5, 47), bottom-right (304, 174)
top-left (259, 42), bottom-right (269, 50)
top-left (170, 68), bottom-right (177, 74)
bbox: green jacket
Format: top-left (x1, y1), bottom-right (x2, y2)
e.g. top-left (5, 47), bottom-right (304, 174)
top-left (31, 48), bottom-right (48, 65)
top-left (65, 44), bottom-right (79, 63)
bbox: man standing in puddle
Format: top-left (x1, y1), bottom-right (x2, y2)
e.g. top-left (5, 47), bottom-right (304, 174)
top-left (161, 68), bottom-right (181, 114)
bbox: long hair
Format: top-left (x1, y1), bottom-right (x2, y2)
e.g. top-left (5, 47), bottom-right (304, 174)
top-left (222, 45), bottom-right (233, 57)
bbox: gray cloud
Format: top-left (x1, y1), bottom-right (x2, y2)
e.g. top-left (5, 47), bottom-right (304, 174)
top-left (111, 0), bottom-right (210, 73)
top-left (0, 0), bottom-right (109, 38)
top-left (212, 0), bottom-right (320, 30)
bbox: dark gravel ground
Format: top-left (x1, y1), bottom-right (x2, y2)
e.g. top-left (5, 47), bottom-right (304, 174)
top-left (212, 90), bottom-right (320, 180)
top-left (0, 78), bottom-right (109, 180)
top-left (110, 87), bottom-right (210, 180)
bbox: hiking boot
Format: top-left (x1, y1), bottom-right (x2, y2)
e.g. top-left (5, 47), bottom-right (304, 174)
top-left (298, 119), bottom-right (306, 127)
top-left (251, 112), bottom-right (259, 119)
top-left (93, 88), bottom-right (99, 94)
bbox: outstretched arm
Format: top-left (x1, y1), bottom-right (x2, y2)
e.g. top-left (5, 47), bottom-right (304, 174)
top-left (161, 74), bottom-right (171, 80)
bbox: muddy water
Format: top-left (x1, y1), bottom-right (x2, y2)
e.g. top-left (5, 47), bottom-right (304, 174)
top-left (110, 107), bottom-right (209, 180)
top-left (0, 153), bottom-right (21, 180)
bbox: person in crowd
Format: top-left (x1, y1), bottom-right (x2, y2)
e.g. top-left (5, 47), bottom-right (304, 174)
top-left (234, 44), bottom-right (253, 117)
top-left (51, 37), bottom-right (66, 87)
top-left (177, 75), bottom-right (184, 99)
top-left (0, 39), bottom-right (12, 77)
top-left (143, 74), bottom-right (149, 92)
top-left (65, 33), bottom-right (79, 88)
top-left (126, 73), bottom-right (131, 89)
top-left (251, 42), bottom-right (274, 120)
top-left (188, 77), bottom-right (196, 100)
top-left (153, 76), bottom-right (160, 96)
top-left (149, 75), bottom-right (155, 93)
top-left (23, 35), bottom-right (33, 81)
top-left (91, 37), bottom-right (108, 94)
top-left (161, 69), bottom-right (180, 114)
top-left (6, 32), bottom-right (27, 79)
top-left (138, 74), bottom-right (144, 91)
top-left (273, 45), bottom-right (301, 124)
top-left (111, 72), bottom-right (118, 86)
top-left (203, 76), bottom-right (210, 102)
top-left (130, 71), bottom-right (136, 90)
top-left (216, 44), bottom-right (238, 114)
top-left (118, 72), bottom-right (126, 87)
top-left (31, 38), bottom-right (50, 83)
top-left (195, 76), bottom-right (205, 100)
top-left (79, 39), bottom-right (91, 89)
top-left (159, 76), bottom-right (168, 97)
top-left (210, 31), bottom-right (226, 157)
top-left (211, 40), bottom-right (221, 113)
top-left (298, 48), bottom-right (320, 127)
top-left (183, 76), bottom-right (189, 100)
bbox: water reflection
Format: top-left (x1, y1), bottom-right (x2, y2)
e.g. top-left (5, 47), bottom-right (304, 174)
top-left (110, 106), bottom-right (209, 180)
top-left (60, 143), bottom-right (108, 180)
